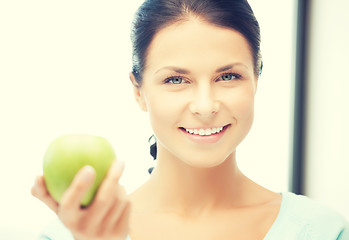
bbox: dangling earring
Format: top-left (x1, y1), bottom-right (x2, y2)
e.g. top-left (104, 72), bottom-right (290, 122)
top-left (148, 135), bottom-right (157, 174)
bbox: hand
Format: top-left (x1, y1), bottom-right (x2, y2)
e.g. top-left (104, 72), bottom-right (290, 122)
top-left (32, 160), bottom-right (131, 240)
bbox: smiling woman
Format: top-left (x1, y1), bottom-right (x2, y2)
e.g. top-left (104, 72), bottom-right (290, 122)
top-left (131, 19), bottom-right (258, 169)
top-left (30, 0), bottom-right (349, 240)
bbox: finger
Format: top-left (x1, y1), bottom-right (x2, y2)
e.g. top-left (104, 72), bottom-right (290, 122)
top-left (103, 196), bottom-right (130, 232)
top-left (106, 160), bottom-right (125, 183)
top-left (31, 176), bottom-right (59, 213)
top-left (59, 165), bottom-right (96, 213)
top-left (95, 160), bottom-right (125, 202)
top-left (85, 160), bottom-right (125, 224)
top-left (111, 200), bottom-right (132, 237)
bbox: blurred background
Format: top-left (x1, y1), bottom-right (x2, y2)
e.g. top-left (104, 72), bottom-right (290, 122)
top-left (0, 0), bottom-right (348, 239)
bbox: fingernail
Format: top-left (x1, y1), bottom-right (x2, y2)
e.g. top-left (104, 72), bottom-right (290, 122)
top-left (111, 160), bottom-right (125, 175)
top-left (118, 160), bottom-right (125, 170)
top-left (82, 165), bottom-right (96, 182)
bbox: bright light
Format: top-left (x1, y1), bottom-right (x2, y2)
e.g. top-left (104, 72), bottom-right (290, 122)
top-left (0, 0), bottom-right (294, 237)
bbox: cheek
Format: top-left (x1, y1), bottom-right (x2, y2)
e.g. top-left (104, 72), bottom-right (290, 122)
top-left (145, 91), bottom-right (187, 130)
top-left (224, 87), bottom-right (255, 123)
top-left (221, 87), bottom-right (256, 152)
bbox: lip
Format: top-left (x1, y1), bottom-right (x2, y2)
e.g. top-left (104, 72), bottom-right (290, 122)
top-left (179, 124), bottom-right (230, 144)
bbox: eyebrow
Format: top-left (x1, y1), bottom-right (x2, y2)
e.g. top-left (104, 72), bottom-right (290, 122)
top-left (154, 63), bottom-right (248, 75)
top-left (155, 66), bottom-right (190, 75)
top-left (215, 63), bottom-right (248, 73)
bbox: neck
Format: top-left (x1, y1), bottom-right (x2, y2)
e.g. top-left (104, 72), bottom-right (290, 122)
top-left (145, 148), bottom-right (247, 217)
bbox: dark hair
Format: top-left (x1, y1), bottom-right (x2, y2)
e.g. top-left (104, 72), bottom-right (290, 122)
top-left (131, 0), bottom-right (262, 85)
top-left (130, 0), bottom-right (262, 173)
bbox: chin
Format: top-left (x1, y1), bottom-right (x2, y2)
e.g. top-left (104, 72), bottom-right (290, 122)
top-left (181, 153), bottom-right (230, 169)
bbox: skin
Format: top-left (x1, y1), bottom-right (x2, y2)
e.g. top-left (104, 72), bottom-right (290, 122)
top-left (32, 17), bottom-right (282, 240)
top-left (129, 18), bottom-right (282, 239)
top-left (32, 161), bottom-right (131, 240)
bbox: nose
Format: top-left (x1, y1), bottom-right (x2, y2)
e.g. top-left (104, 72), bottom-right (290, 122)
top-left (189, 84), bottom-right (219, 118)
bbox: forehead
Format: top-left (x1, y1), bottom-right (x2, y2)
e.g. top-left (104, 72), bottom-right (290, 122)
top-left (144, 18), bottom-right (254, 74)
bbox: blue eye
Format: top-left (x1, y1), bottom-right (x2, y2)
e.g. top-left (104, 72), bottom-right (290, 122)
top-left (166, 76), bottom-right (184, 84)
top-left (219, 73), bottom-right (240, 81)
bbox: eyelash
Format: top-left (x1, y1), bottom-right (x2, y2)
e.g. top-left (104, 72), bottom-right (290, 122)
top-left (217, 72), bottom-right (242, 81)
top-left (163, 72), bottom-right (242, 84)
top-left (163, 75), bottom-right (188, 84)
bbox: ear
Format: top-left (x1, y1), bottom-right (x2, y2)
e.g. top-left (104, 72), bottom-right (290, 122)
top-left (129, 72), bottom-right (148, 112)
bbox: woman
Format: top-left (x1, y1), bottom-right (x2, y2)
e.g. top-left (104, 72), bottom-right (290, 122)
top-left (32, 0), bottom-right (349, 239)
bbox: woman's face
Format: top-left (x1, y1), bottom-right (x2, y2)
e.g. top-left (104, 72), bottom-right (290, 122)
top-left (132, 19), bottom-right (257, 168)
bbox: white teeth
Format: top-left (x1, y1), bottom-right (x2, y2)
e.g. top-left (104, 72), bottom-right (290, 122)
top-left (185, 126), bottom-right (225, 136)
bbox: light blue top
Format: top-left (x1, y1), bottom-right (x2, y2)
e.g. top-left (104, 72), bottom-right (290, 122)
top-left (38, 192), bottom-right (349, 240)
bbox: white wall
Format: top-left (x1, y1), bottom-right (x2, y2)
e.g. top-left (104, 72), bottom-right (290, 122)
top-left (239, 0), bottom-right (294, 193)
top-left (0, 0), bottom-right (294, 238)
top-left (305, 0), bottom-right (349, 220)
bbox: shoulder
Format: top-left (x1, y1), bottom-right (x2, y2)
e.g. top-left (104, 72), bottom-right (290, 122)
top-left (38, 218), bottom-right (74, 240)
top-left (270, 192), bottom-right (349, 239)
top-left (283, 192), bottom-right (347, 224)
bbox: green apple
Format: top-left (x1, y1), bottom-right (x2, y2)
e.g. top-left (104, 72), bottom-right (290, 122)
top-left (43, 134), bottom-right (116, 207)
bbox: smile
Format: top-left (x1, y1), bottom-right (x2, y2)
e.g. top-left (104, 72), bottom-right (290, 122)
top-left (184, 126), bottom-right (223, 136)
top-left (180, 124), bottom-right (230, 136)
top-left (179, 124), bottom-right (230, 144)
